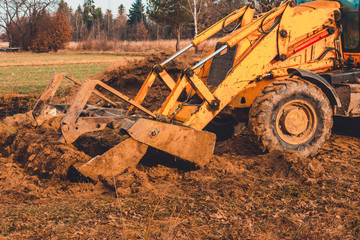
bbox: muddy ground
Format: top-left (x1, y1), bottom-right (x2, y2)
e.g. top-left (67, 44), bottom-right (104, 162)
top-left (0, 53), bottom-right (359, 239)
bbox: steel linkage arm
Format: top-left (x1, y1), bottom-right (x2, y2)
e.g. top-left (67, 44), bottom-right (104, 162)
top-left (189, 1), bottom-right (291, 72)
top-left (60, 79), bottom-right (157, 144)
top-left (32, 73), bottom-right (118, 126)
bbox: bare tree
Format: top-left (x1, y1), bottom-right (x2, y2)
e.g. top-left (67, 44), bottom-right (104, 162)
top-left (0, 0), bottom-right (57, 49)
top-left (114, 5), bottom-right (127, 40)
top-left (104, 9), bottom-right (113, 40)
top-left (23, 0), bottom-right (58, 43)
top-left (0, 0), bottom-right (26, 47)
top-left (73, 6), bottom-right (83, 41)
top-left (11, 0), bottom-right (27, 48)
top-left (180, 0), bottom-right (204, 52)
top-left (182, 0), bottom-right (203, 37)
top-left (0, 0), bottom-right (15, 47)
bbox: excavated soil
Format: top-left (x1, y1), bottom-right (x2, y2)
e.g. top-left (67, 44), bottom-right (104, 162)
top-left (0, 95), bottom-right (36, 119)
top-left (0, 53), bottom-right (359, 239)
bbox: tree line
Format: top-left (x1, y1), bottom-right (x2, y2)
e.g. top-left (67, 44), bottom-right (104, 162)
top-left (0, 0), bottom-right (280, 52)
top-left (64, 0), bottom-right (249, 51)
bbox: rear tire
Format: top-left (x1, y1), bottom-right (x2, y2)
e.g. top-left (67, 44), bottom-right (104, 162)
top-left (249, 78), bottom-right (333, 157)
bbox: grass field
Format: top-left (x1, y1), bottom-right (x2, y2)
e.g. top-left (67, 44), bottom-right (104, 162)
top-left (0, 52), bottom-right (144, 95)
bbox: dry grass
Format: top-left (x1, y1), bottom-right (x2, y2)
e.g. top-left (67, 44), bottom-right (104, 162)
top-left (66, 39), bottom-right (218, 53)
top-left (1, 129), bottom-right (360, 239)
top-left (1, 38), bottom-right (218, 53)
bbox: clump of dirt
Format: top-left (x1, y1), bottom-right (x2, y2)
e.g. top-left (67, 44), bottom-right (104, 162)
top-left (101, 168), bottom-right (154, 197)
top-left (0, 112), bottom-right (33, 156)
top-left (0, 94), bottom-right (36, 120)
top-left (0, 156), bottom-right (42, 203)
top-left (214, 129), bottom-right (262, 156)
top-left (256, 150), bottom-right (324, 182)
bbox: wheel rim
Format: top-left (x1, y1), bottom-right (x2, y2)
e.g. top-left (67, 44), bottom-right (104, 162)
top-left (275, 99), bottom-right (318, 145)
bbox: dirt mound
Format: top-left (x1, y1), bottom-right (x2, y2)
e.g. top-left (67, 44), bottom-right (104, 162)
top-left (0, 114), bottom-right (90, 180)
top-left (90, 52), bottom-right (195, 110)
top-left (1, 112), bottom-right (360, 238)
top-left (214, 129), bottom-right (325, 182)
top-left (93, 52), bottom-right (192, 90)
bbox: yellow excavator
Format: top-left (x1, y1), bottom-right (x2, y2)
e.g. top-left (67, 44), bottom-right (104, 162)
top-left (32, 0), bottom-right (360, 181)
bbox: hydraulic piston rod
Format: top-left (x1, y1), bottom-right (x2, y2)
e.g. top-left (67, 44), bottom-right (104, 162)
top-left (161, 44), bottom-right (194, 65)
top-left (193, 45), bottom-right (228, 69)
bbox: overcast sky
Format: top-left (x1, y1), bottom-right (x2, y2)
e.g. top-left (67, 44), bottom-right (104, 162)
top-left (65, 0), bottom-right (133, 16)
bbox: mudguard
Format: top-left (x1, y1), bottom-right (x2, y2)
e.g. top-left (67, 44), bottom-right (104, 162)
top-left (287, 68), bottom-right (342, 107)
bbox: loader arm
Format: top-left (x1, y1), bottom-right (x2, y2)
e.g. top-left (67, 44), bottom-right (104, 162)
top-left (127, 3), bottom-right (255, 115)
top-left (160, 1), bottom-right (293, 129)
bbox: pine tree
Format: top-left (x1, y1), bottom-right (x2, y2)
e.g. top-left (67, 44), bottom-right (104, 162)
top-left (127, 0), bottom-right (145, 25)
top-left (118, 4), bottom-right (125, 16)
top-left (83, 0), bottom-right (96, 29)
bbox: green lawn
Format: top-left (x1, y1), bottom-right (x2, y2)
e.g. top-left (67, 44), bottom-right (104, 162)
top-left (0, 52), bottom-right (143, 95)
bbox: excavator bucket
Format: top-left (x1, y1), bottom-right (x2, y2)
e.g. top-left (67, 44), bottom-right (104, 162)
top-left (32, 73), bottom-right (217, 181)
top-left (75, 118), bottom-right (216, 182)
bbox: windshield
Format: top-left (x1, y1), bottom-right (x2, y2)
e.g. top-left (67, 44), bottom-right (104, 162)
top-left (341, 1), bottom-right (360, 51)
